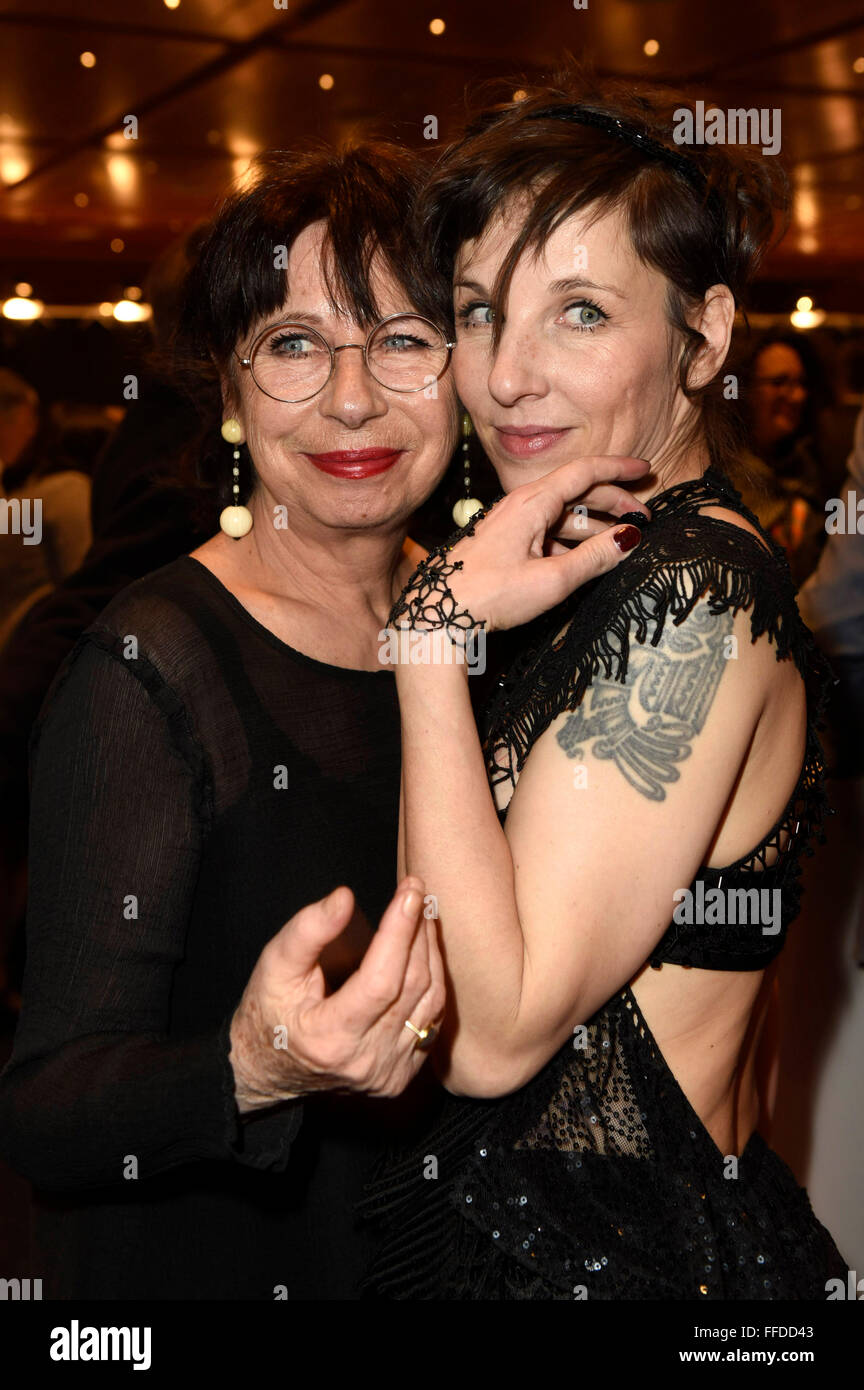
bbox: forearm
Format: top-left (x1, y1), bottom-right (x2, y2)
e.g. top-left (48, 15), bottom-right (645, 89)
top-left (396, 659), bottom-right (527, 1077)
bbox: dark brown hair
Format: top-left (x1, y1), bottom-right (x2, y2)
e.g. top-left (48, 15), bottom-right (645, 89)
top-left (171, 140), bottom-right (438, 514)
top-left (415, 63), bottom-right (791, 473)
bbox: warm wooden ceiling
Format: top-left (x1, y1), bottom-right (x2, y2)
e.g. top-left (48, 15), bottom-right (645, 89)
top-left (1, 0), bottom-right (863, 307)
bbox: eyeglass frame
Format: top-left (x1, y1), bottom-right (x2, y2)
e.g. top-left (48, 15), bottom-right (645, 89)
top-left (234, 311), bottom-right (456, 404)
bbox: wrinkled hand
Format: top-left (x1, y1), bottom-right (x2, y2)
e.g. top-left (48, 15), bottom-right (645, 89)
top-left (229, 876), bottom-right (444, 1113)
top-left (434, 456), bottom-right (651, 634)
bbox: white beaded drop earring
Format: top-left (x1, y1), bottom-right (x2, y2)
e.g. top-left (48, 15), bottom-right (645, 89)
top-left (452, 412), bottom-right (484, 526)
top-left (219, 418), bottom-right (253, 538)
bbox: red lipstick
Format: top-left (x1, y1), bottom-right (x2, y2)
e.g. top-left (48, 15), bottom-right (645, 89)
top-left (303, 448), bottom-right (404, 479)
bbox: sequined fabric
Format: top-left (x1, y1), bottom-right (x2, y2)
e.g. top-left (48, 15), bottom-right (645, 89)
top-left (442, 989), bottom-right (847, 1300)
top-left (361, 986), bottom-right (847, 1299)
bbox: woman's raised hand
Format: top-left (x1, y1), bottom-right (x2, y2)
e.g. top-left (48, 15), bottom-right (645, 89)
top-left (428, 456), bottom-right (651, 635)
top-left (229, 877), bottom-right (444, 1112)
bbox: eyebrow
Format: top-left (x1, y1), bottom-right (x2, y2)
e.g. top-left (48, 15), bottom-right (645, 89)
top-left (259, 310), bottom-right (328, 330)
top-left (454, 276), bottom-right (625, 299)
top-left (547, 276), bottom-right (625, 298)
top-left (453, 280), bottom-right (487, 295)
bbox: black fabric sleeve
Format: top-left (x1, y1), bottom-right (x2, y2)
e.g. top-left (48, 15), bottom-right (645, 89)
top-left (0, 638), bottom-right (301, 1191)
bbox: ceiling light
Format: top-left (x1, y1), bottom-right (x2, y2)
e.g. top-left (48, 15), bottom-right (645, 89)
top-left (80, 51), bottom-right (96, 68)
top-left (3, 297), bottom-right (43, 320)
top-left (113, 300), bottom-right (152, 323)
top-left (1, 154), bottom-right (29, 183)
top-left (318, 73), bottom-right (334, 90)
top-left (790, 308), bottom-right (824, 329)
top-left (429, 18), bottom-right (445, 35)
top-left (106, 154), bottom-right (137, 196)
top-left (14, 282), bottom-right (32, 297)
top-left (643, 39), bottom-right (659, 57)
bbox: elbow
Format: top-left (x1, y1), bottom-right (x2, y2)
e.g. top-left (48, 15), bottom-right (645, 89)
top-left (437, 996), bottom-right (582, 1098)
top-left (437, 1038), bottom-right (552, 1100)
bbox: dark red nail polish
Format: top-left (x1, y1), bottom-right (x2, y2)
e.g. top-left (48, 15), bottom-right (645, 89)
top-left (613, 525), bottom-right (641, 552)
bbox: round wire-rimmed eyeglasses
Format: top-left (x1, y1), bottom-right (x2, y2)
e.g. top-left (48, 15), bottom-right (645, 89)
top-left (234, 312), bottom-right (456, 404)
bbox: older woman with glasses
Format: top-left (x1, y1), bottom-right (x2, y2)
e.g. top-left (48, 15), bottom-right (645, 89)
top-left (0, 140), bottom-right (642, 1301)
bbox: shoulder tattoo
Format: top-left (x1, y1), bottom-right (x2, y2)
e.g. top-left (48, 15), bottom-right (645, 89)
top-left (555, 598), bottom-right (734, 801)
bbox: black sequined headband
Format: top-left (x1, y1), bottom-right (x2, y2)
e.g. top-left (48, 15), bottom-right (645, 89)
top-left (529, 104), bottom-right (707, 192)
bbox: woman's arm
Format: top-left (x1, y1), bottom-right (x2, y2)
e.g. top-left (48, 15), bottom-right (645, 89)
top-left (397, 576), bottom-right (777, 1097)
top-left (0, 638), bottom-right (300, 1190)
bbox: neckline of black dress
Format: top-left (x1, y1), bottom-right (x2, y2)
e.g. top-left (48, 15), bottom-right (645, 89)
top-left (179, 554), bottom-right (395, 681)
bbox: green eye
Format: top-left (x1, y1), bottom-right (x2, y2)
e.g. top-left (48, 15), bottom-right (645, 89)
top-left (563, 302), bottom-right (603, 329)
top-left (457, 302), bottom-right (495, 331)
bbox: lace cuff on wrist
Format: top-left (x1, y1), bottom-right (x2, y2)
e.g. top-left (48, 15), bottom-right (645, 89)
top-left (387, 552), bottom-right (485, 648)
top-left (386, 497), bottom-right (500, 649)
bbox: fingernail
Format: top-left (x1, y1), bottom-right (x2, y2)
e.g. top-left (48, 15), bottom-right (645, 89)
top-left (402, 889), bottom-right (421, 918)
top-left (613, 525), bottom-right (641, 553)
top-left (322, 887), bottom-right (341, 915)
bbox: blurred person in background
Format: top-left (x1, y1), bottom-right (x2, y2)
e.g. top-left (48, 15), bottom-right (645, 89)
top-left (45, 401), bottom-right (118, 478)
top-left (731, 332), bottom-right (830, 585)
top-left (0, 371), bottom-right (93, 1009)
top-left (0, 369), bottom-right (92, 654)
top-left (0, 238), bottom-right (207, 1020)
top-left (799, 404), bottom-right (864, 779)
top-left (0, 369), bottom-right (38, 483)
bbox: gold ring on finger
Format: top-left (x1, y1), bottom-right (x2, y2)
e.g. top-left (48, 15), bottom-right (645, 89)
top-left (404, 1019), bottom-right (438, 1051)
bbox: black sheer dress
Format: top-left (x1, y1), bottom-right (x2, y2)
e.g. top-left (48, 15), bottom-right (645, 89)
top-left (361, 467), bottom-right (850, 1300)
top-left (0, 554), bottom-right (433, 1300)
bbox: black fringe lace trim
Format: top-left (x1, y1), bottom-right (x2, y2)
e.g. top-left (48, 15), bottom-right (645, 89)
top-left (481, 468), bottom-right (835, 798)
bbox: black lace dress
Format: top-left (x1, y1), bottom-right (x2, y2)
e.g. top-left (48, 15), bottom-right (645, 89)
top-left (360, 467), bottom-right (850, 1300)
